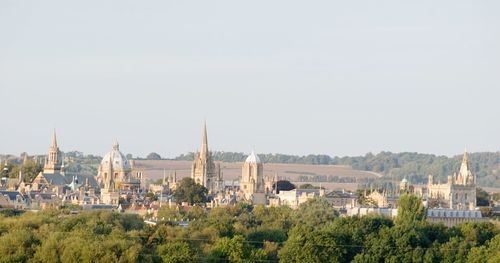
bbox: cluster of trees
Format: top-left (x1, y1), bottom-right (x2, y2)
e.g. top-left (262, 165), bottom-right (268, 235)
top-left (3, 160), bottom-right (43, 182)
top-left (1, 195), bottom-right (499, 262)
top-left (176, 151), bottom-right (500, 187)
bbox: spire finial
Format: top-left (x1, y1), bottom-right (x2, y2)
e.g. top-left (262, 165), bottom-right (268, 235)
top-left (113, 139), bottom-right (119, 150)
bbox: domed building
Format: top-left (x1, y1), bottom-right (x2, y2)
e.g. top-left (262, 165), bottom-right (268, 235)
top-left (96, 141), bottom-right (141, 192)
top-left (240, 150), bottom-right (266, 204)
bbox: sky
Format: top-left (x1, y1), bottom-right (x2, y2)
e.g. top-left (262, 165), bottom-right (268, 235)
top-left (0, 0), bottom-right (499, 158)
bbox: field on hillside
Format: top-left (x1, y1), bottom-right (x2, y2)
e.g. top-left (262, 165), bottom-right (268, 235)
top-left (135, 160), bottom-right (381, 191)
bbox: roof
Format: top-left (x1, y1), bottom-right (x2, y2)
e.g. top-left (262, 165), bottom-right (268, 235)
top-left (69, 174), bottom-right (99, 189)
top-left (245, 151), bottom-right (261, 164)
top-left (427, 209), bottom-right (482, 219)
top-left (99, 141), bottom-right (131, 172)
top-left (41, 173), bottom-right (67, 185)
top-left (0, 191), bottom-right (25, 202)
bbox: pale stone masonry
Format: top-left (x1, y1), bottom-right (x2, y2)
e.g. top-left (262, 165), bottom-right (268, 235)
top-left (239, 151), bottom-right (266, 204)
top-left (191, 122), bottom-right (223, 194)
top-left (427, 150), bottom-right (476, 210)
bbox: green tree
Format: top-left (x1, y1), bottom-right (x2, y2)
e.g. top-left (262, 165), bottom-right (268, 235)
top-left (157, 207), bottom-right (183, 221)
top-left (0, 229), bottom-right (40, 262)
top-left (279, 225), bottom-right (350, 263)
top-left (476, 188), bottom-right (490, 206)
top-left (468, 234), bottom-right (500, 263)
top-left (299, 183), bottom-right (317, 189)
top-left (209, 235), bottom-right (266, 263)
top-left (173, 177), bottom-right (208, 205)
top-left (156, 242), bottom-right (196, 263)
top-left (395, 194), bottom-right (426, 226)
top-left (8, 160), bottom-right (43, 182)
top-left (293, 198), bottom-right (337, 227)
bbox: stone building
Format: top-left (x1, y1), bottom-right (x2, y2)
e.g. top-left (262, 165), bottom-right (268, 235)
top-left (427, 150), bottom-right (476, 210)
top-left (270, 188), bottom-right (325, 209)
top-left (426, 209), bottom-right (484, 227)
top-left (191, 122), bottom-right (223, 194)
top-left (96, 141), bottom-right (141, 191)
top-left (32, 131), bottom-right (67, 194)
top-left (239, 151), bottom-right (266, 204)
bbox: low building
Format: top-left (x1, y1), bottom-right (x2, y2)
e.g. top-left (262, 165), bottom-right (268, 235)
top-left (324, 190), bottom-right (357, 209)
top-left (346, 207), bottom-right (398, 218)
top-left (0, 191), bottom-right (28, 209)
top-left (346, 206), bottom-right (484, 227)
top-left (426, 209), bottom-right (484, 227)
top-left (271, 189), bottom-right (325, 209)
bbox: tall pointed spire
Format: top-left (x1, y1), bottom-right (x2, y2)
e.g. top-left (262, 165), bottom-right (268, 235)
top-left (44, 130), bottom-right (62, 174)
top-left (200, 121), bottom-right (208, 160)
top-left (51, 129), bottom-right (58, 148)
top-left (458, 147), bottom-right (472, 185)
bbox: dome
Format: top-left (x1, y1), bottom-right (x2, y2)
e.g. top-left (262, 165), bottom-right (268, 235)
top-left (100, 141), bottom-right (131, 171)
top-left (245, 151), bottom-right (261, 164)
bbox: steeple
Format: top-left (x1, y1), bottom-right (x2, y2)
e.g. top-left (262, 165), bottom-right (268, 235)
top-left (44, 130), bottom-right (62, 174)
top-left (457, 148), bottom-right (473, 185)
top-left (200, 121), bottom-right (209, 160)
top-left (51, 129), bottom-right (58, 149)
top-left (106, 153), bottom-right (114, 190)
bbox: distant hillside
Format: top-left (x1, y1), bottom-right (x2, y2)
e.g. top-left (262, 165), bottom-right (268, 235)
top-left (175, 151), bottom-right (500, 187)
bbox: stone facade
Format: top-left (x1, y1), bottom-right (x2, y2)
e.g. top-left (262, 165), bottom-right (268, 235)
top-left (43, 130), bottom-right (64, 175)
top-left (191, 122), bottom-right (223, 194)
top-left (427, 151), bottom-right (476, 210)
top-left (239, 151), bottom-right (265, 204)
top-left (96, 141), bottom-right (140, 191)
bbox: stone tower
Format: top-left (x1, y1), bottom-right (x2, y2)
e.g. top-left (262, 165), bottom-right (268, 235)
top-left (427, 149), bottom-right (476, 210)
top-left (43, 130), bottom-right (62, 174)
top-left (240, 150), bottom-right (265, 202)
top-left (191, 122), bottom-right (223, 194)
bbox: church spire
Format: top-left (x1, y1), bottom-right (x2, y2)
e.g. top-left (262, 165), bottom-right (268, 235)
top-left (44, 130), bottom-right (61, 174)
top-left (458, 147), bottom-right (473, 185)
top-left (200, 121), bottom-right (208, 160)
top-left (51, 129), bottom-right (58, 149)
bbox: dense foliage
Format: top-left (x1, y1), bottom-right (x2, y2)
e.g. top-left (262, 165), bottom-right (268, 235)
top-left (173, 177), bottom-right (209, 205)
top-left (176, 151), bottom-right (500, 187)
top-left (0, 196), bottom-right (499, 262)
top-left (4, 160), bottom-right (42, 182)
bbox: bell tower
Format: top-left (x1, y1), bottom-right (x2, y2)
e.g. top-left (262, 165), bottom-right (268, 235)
top-left (43, 130), bottom-right (62, 174)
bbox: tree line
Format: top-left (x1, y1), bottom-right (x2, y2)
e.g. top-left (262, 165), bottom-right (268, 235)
top-left (176, 151), bottom-right (500, 187)
top-left (0, 195), bottom-right (499, 262)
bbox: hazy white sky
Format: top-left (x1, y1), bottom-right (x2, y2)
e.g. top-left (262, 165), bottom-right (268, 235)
top-left (1, 0), bottom-right (499, 158)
